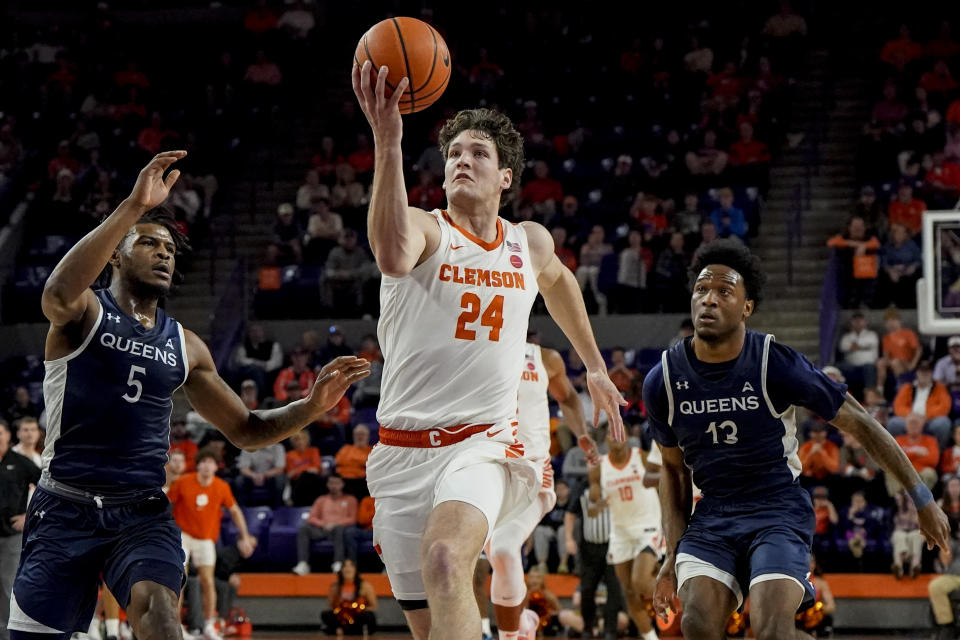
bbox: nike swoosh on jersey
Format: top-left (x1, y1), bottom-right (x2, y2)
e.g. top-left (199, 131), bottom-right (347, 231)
top-left (450, 244), bottom-right (465, 250)
top-left (487, 428), bottom-right (505, 438)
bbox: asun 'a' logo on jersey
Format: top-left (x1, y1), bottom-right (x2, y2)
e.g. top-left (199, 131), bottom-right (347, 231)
top-left (742, 381), bottom-right (755, 392)
top-left (676, 379), bottom-right (690, 390)
top-left (107, 313), bottom-right (121, 323)
top-left (506, 240), bottom-right (522, 253)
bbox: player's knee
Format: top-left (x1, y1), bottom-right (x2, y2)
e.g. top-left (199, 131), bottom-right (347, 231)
top-left (681, 606), bottom-right (723, 640)
top-left (488, 541), bottom-right (520, 572)
top-left (422, 539), bottom-right (469, 592)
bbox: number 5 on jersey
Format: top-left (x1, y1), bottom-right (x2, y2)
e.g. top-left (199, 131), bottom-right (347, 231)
top-left (123, 365), bottom-right (146, 403)
top-left (455, 293), bottom-right (504, 341)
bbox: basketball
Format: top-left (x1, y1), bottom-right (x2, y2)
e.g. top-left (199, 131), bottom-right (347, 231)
top-left (354, 17), bottom-right (451, 114)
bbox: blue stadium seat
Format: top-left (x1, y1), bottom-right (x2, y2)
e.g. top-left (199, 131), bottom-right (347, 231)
top-left (221, 506), bottom-right (272, 566)
top-left (266, 506), bottom-right (311, 569)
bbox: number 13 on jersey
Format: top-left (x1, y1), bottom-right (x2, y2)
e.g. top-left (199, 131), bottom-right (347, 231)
top-left (455, 293), bottom-right (504, 341)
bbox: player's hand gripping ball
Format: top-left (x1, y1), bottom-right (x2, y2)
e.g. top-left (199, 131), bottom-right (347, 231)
top-left (354, 17), bottom-right (451, 114)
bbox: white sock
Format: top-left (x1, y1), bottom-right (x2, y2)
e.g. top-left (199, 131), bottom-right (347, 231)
top-left (205, 617), bottom-right (217, 628)
top-left (498, 631), bottom-right (519, 640)
top-left (88, 618), bottom-right (101, 635)
top-left (641, 630), bottom-right (658, 640)
top-left (105, 619), bottom-right (119, 637)
top-left (481, 617), bottom-right (492, 636)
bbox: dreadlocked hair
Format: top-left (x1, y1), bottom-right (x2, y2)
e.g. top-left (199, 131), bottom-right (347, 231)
top-left (101, 205), bottom-right (191, 286)
top-left (689, 239), bottom-right (766, 311)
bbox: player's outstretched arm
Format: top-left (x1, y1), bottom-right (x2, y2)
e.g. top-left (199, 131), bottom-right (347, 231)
top-left (41, 151), bottom-right (186, 326)
top-left (831, 394), bottom-right (950, 550)
top-left (351, 61), bottom-right (437, 277)
top-left (654, 445), bottom-right (693, 621)
top-left (182, 330), bottom-right (370, 449)
top-left (543, 346), bottom-right (598, 464)
top-left (525, 222), bottom-right (626, 441)
top-left (227, 503), bottom-right (256, 555)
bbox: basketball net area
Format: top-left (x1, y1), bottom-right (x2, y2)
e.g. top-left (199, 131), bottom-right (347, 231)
top-left (918, 209), bottom-right (960, 335)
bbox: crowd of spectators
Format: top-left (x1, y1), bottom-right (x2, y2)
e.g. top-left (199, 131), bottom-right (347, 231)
top-left (0, 0), bottom-right (333, 322)
top-left (832, 20), bottom-right (960, 310)
top-left (253, 2), bottom-right (804, 318)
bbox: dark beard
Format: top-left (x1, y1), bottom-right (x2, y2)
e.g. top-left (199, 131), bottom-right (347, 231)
top-left (129, 277), bottom-right (169, 303)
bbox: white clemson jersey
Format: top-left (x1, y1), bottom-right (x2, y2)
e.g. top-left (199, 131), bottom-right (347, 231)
top-left (517, 342), bottom-right (551, 461)
top-left (601, 447), bottom-right (661, 537)
top-left (377, 209), bottom-right (539, 430)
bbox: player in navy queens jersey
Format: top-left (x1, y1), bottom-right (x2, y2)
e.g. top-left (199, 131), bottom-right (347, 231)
top-left (644, 240), bottom-right (949, 640)
top-left (8, 151), bottom-right (370, 640)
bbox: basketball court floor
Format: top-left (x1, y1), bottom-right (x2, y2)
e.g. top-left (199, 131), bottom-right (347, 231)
top-left (251, 633), bottom-right (930, 639)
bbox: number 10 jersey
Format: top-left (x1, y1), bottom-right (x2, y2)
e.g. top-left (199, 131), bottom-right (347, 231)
top-left (377, 209), bottom-right (539, 431)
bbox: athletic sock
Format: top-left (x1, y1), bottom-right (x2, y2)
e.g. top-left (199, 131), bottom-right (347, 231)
top-left (641, 629), bottom-right (658, 640)
top-left (105, 618), bottom-right (120, 638)
top-left (481, 617), bottom-right (492, 636)
top-left (498, 631), bottom-right (519, 640)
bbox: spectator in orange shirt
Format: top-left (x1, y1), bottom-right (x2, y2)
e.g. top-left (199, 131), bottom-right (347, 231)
top-left (889, 413), bottom-right (939, 495)
top-left (336, 424), bottom-right (373, 499)
top-left (939, 424), bottom-right (960, 479)
top-left (552, 226), bottom-right (577, 272)
top-left (292, 474), bottom-right (359, 575)
top-left (356, 334), bottom-right (383, 364)
top-left (919, 60), bottom-right (957, 102)
top-left (728, 122), bottom-right (771, 191)
top-left (880, 24), bottom-right (924, 71)
top-left (356, 496), bottom-right (375, 530)
top-left (877, 308), bottom-right (922, 392)
top-left (888, 183), bottom-right (927, 236)
top-left (923, 151), bottom-right (960, 209)
top-left (889, 360), bottom-right (952, 447)
top-left (521, 161), bottom-right (564, 218)
top-left (287, 430), bottom-right (324, 506)
top-left (826, 216), bottom-right (880, 308)
top-left (169, 450), bottom-right (256, 639)
top-left (799, 423), bottom-right (841, 482)
top-left (408, 169), bottom-right (445, 211)
top-left (243, 0), bottom-right (278, 34)
top-left (273, 347), bottom-right (317, 403)
top-left (607, 348), bottom-right (638, 393)
top-left (169, 417), bottom-right (198, 472)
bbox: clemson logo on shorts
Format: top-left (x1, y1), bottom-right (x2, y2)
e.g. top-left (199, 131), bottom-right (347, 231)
top-left (196, 493), bottom-right (209, 507)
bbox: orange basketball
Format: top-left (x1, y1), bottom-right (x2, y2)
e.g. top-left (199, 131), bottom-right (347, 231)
top-left (354, 17), bottom-right (451, 114)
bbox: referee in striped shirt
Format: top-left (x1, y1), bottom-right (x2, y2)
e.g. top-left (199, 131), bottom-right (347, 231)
top-left (564, 470), bottom-right (625, 640)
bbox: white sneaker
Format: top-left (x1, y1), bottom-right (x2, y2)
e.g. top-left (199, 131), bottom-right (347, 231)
top-left (292, 560), bottom-right (310, 575)
top-left (181, 626), bottom-right (200, 640)
top-left (119, 622), bottom-right (133, 640)
top-left (203, 621), bottom-right (223, 640)
top-left (87, 619), bottom-right (103, 640)
top-left (331, 561), bottom-right (343, 573)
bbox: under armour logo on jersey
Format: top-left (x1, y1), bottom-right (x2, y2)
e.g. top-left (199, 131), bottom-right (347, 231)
top-left (107, 313), bottom-right (121, 323)
top-left (742, 381), bottom-right (755, 392)
top-left (34, 510), bottom-right (45, 519)
top-left (676, 380), bottom-right (690, 390)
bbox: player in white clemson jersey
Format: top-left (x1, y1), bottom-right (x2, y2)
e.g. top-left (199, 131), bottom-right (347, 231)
top-left (352, 62), bottom-right (626, 640)
top-left (481, 340), bottom-right (599, 640)
top-left (588, 434), bottom-right (663, 640)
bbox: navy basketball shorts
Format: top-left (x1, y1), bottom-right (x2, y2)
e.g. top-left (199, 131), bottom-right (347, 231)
top-left (675, 484), bottom-right (816, 610)
top-left (9, 487), bottom-right (185, 634)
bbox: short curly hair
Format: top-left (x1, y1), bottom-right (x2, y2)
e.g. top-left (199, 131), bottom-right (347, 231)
top-left (689, 239), bottom-right (766, 310)
top-left (438, 108), bottom-right (525, 208)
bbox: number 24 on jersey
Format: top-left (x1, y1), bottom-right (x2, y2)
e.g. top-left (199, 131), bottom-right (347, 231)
top-left (455, 293), bottom-right (504, 341)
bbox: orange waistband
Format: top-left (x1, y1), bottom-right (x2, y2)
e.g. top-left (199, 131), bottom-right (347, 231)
top-left (378, 423), bottom-right (494, 448)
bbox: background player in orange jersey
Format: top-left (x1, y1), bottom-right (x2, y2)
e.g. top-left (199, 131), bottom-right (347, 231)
top-left (352, 62), bottom-right (626, 640)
